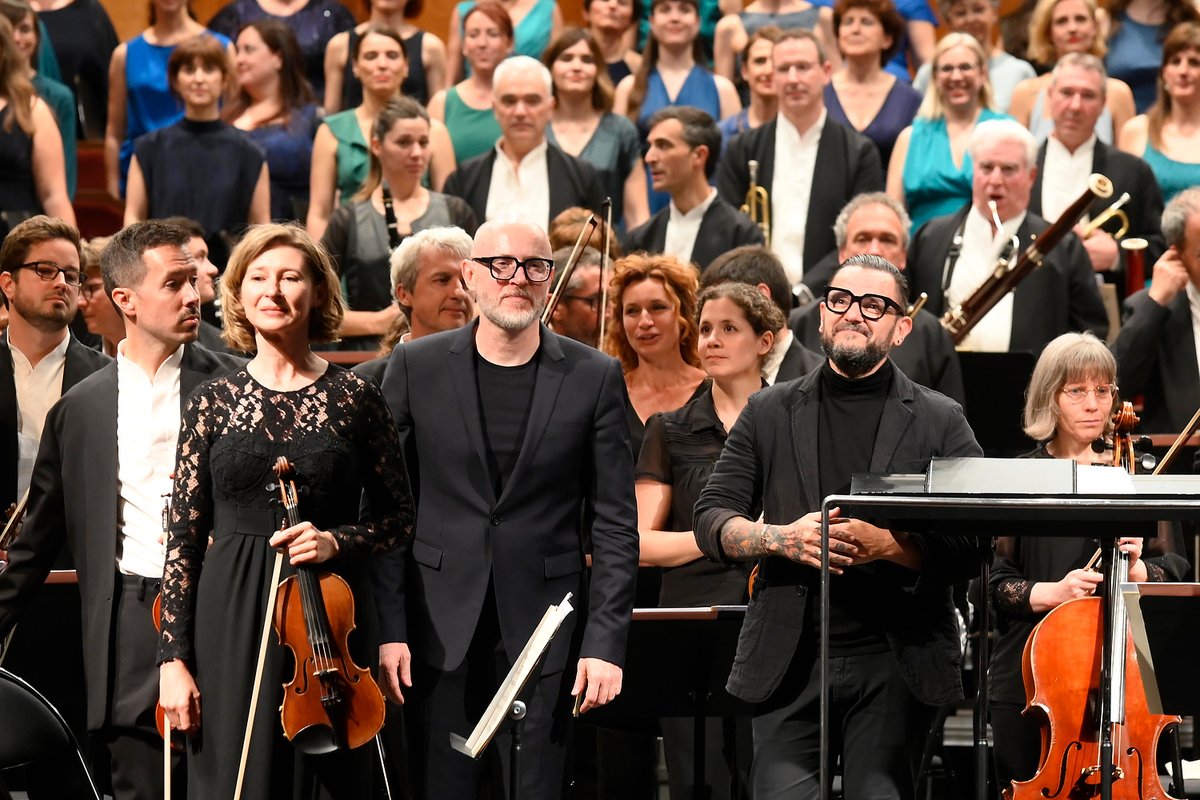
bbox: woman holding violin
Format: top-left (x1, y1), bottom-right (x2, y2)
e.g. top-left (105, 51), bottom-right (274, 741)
top-left (988, 331), bottom-right (1188, 791)
top-left (157, 223), bottom-right (415, 797)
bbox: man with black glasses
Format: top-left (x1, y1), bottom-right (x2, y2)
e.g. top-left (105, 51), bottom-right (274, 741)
top-left (374, 218), bottom-right (639, 799)
top-left (694, 254), bottom-right (982, 799)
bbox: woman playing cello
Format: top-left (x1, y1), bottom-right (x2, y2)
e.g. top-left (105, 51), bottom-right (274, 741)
top-left (156, 223), bottom-right (414, 798)
top-left (988, 331), bottom-right (1189, 791)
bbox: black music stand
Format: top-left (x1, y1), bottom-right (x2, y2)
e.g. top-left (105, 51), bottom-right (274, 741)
top-left (818, 457), bottom-right (1200, 800)
top-left (1122, 583), bottom-right (1200, 716)
top-left (582, 607), bottom-right (752, 798)
top-left (957, 352), bottom-right (1037, 457)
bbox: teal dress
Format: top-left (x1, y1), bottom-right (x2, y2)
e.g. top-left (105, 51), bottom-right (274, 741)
top-left (456, 0), bottom-right (554, 61)
top-left (1143, 144), bottom-right (1200, 205)
top-left (444, 86), bottom-right (501, 164)
top-left (32, 74), bottom-right (77, 199)
top-left (902, 108), bottom-right (1010, 231)
top-left (322, 109), bottom-right (368, 203)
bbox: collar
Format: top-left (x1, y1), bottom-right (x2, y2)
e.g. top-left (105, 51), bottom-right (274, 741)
top-left (1047, 132), bottom-right (1096, 162)
top-left (495, 138), bottom-right (549, 170)
top-left (967, 204), bottom-right (1026, 238)
top-left (763, 328), bottom-right (793, 378)
top-left (1187, 281), bottom-right (1200, 318)
top-left (117, 340), bottom-right (185, 382)
top-left (673, 381), bottom-right (723, 435)
top-left (669, 187), bottom-right (718, 222)
top-left (7, 330), bottom-right (70, 370)
top-left (777, 108), bottom-right (826, 144)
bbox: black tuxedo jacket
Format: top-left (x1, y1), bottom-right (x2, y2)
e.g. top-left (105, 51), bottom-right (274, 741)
top-left (1112, 289), bottom-right (1200, 433)
top-left (621, 196), bottom-right (765, 270)
top-left (907, 206), bottom-right (1109, 354)
top-left (442, 143), bottom-right (606, 227)
top-left (716, 117), bottom-right (884, 272)
top-left (788, 303), bottom-right (966, 404)
top-left (773, 335), bottom-right (823, 383)
top-left (374, 322), bottom-right (639, 674)
top-left (0, 337), bottom-right (111, 509)
top-left (1030, 138), bottom-right (1166, 282)
top-left (0, 343), bottom-right (242, 730)
top-left (693, 365), bottom-right (981, 705)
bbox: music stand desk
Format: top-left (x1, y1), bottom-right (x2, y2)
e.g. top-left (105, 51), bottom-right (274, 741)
top-left (816, 491), bottom-right (1200, 800)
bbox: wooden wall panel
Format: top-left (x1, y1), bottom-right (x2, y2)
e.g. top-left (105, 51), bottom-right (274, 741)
top-left (100, 0), bottom-right (583, 52)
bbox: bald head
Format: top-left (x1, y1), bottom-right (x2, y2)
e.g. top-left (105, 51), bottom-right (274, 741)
top-left (466, 219), bottom-right (554, 332)
top-left (472, 220), bottom-right (553, 259)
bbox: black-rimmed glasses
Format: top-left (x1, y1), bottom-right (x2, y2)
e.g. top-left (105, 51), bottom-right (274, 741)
top-left (563, 294), bottom-right (599, 310)
top-left (823, 286), bottom-right (904, 321)
top-left (16, 261), bottom-right (82, 287)
top-left (471, 256), bottom-right (554, 283)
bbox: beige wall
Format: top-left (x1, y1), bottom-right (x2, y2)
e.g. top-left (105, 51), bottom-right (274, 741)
top-left (100, 0), bottom-right (584, 50)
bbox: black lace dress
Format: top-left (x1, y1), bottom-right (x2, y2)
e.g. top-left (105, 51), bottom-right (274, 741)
top-left (157, 365), bottom-right (414, 799)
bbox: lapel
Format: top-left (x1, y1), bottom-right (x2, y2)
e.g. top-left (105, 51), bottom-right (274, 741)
top-left (0, 344), bottom-right (15, 507)
top-left (786, 370), bottom-right (823, 510)
top-left (474, 151), bottom-right (498, 219)
top-left (869, 367), bottom-right (916, 473)
top-left (546, 146), bottom-right (573, 226)
top-left (804, 119), bottom-right (845, 266)
top-left (692, 201), bottom-right (724, 268)
top-left (179, 344), bottom-right (214, 409)
top-left (87, 364), bottom-right (120, 569)
top-left (914, 205), bottom-right (971, 315)
top-left (496, 327), bottom-right (567, 508)
top-left (1031, 143), bottom-right (1048, 216)
top-left (648, 209), bottom-right (669, 253)
top-left (1166, 293), bottom-right (1200, 400)
top-left (63, 338), bottom-right (94, 389)
top-left (1009, 216), bottom-right (1044, 345)
top-left (756, 121), bottom-right (777, 191)
top-left (445, 322), bottom-right (495, 503)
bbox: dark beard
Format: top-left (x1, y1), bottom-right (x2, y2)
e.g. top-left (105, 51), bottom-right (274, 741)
top-left (822, 336), bottom-right (889, 378)
top-left (12, 294), bottom-right (72, 332)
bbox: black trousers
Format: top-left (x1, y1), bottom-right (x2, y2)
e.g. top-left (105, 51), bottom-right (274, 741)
top-left (990, 701), bottom-right (1043, 792)
top-left (411, 588), bottom-right (571, 800)
top-left (750, 647), bottom-right (934, 800)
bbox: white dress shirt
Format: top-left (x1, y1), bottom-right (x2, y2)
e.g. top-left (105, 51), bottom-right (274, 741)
top-left (763, 328), bottom-right (795, 385)
top-left (1188, 282), bottom-right (1200, 383)
top-left (11, 334), bottom-right (69, 499)
top-left (665, 188), bottom-right (718, 266)
top-left (771, 110), bottom-right (825, 286)
top-left (115, 343), bottom-right (183, 578)
top-left (1042, 134), bottom-right (1096, 225)
top-left (947, 207), bottom-right (1026, 352)
top-left (486, 140), bottom-right (551, 229)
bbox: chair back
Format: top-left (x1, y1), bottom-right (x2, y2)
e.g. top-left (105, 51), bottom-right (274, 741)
top-left (0, 668), bottom-right (101, 799)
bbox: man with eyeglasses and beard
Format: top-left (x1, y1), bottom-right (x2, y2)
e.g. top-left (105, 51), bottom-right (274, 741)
top-left (374, 218), bottom-right (639, 799)
top-left (694, 253), bottom-right (982, 799)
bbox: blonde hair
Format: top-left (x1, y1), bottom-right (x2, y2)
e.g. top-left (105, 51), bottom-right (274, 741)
top-left (917, 32), bottom-right (993, 119)
top-left (1022, 332), bottom-right (1116, 442)
top-left (1026, 0), bottom-right (1106, 65)
top-left (220, 224), bottom-right (346, 352)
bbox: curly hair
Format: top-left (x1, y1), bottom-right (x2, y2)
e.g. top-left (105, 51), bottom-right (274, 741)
top-left (603, 252), bottom-right (701, 372)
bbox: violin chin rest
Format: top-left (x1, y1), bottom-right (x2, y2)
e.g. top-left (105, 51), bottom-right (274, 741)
top-left (289, 723), bottom-right (340, 755)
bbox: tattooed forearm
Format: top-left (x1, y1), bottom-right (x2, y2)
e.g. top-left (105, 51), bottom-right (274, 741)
top-left (720, 517), bottom-right (770, 561)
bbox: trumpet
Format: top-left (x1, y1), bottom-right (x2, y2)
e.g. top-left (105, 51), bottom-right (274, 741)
top-left (741, 160), bottom-right (771, 245)
top-left (1080, 192), bottom-right (1131, 239)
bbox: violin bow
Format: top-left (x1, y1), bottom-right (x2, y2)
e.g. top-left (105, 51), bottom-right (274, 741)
top-left (541, 213), bottom-right (598, 325)
top-left (597, 198), bottom-right (614, 347)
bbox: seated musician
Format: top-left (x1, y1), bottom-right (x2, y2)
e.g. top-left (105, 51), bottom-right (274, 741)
top-left (989, 331), bottom-right (1189, 790)
top-left (907, 118), bottom-right (1109, 354)
top-left (1028, 54), bottom-right (1165, 293)
top-left (1112, 188), bottom-right (1200, 433)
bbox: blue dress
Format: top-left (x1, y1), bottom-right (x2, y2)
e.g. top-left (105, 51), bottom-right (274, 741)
top-left (207, 0), bottom-right (354, 100)
top-left (902, 108), bottom-right (1010, 231)
top-left (546, 113), bottom-right (641, 232)
top-left (118, 30), bottom-right (232, 194)
top-left (243, 103), bottom-right (321, 222)
top-left (1107, 13), bottom-right (1166, 114)
top-left (1143, 144), bottom-right (1200, 204)
top-left (825, 78), bottom-right (921, 169)
top-left (638, 66), bottom-right (722, 214)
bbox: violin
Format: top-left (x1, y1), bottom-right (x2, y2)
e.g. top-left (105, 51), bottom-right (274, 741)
top-left (269, 457), bottom-right (385, 753)
top-left (1007, 402), bottom-right (1181, 800)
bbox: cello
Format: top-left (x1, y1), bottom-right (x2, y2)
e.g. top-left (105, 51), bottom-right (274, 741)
top-left (1007, 403), bottom-right (1180, 800)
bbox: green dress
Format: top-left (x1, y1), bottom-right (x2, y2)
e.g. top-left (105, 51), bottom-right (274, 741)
top-left (323, 109), bottom-right (369, 203)
top-left (443, 86), bottom-right (501, 164)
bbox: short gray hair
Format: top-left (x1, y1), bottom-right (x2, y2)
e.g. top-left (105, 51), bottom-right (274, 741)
top-left (1162, 188), bottom-right (1200, 249)
top-left (1022, 331), bottom-right (1116, 442)
top-left (1050, 52), bottom-right (1108, 92)
top-left (833, 192), bottom-right (912, 251)
top-left (969, 118), bottom-right (1038, 170)
top-left (389, 226), bottom-right (474, 297)
top-left (493, 55), bottom-right (553, 96)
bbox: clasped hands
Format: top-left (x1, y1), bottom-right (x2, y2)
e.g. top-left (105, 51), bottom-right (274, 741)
top-left (761, 507), bottom-right (913, 574)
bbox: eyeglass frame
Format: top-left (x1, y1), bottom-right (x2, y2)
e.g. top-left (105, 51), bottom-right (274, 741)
top-left (822, 285), bottom-right (905, 321)
top-left (563, 294), bottom-right (600, 310)
top-left (470, 256), bottom-right (555, 283)
top-left (1058, 383), bottom-right (1118, 403)
top-left (13, 261), bottom-right (83, 287)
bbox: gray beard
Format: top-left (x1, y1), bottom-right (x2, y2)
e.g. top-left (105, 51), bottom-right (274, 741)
top-left (821, 337), bottom-right (889, 378)
top-left (477, 291), bottom-right (545, 331)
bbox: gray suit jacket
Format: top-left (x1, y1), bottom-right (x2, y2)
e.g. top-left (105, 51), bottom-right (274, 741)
top-left (693, 365), bottom-right (981, 705)
top-left (0, 343), bottom-right (242, 730)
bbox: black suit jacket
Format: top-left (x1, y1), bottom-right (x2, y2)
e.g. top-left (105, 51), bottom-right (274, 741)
top-left (716, 117), bottom-right (884, 272)
top-left (1030, 138), bottom-right (1166, 286)
top-left (788, 303), bottom-right (965, 404)
top-left (374, 322), bottom-right (639, 674)
top-left (907, 206), bottom-right (1109, 354)
top-left (773, 335), bottom-right (824, 384)
top-left (621, 196), bottom-right (765, 270)
top-left (1112, 289), bottom-right (1200, 434)
top-left (0, 343), bottom-right (242, 730)
top-left (0, 337), bottom-right (111, 509)
top-left (693, 365), bottom-right (982, 705)
top-left (442, 143), bottom-right (606, 227)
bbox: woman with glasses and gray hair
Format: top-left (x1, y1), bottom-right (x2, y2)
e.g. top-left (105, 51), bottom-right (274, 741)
top-left (987, 330), bottom-right (1188, 792)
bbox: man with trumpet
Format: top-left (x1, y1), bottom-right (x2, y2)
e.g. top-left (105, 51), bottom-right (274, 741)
top-left (1029, 53), bottom-right (1165, 289)
top-left (907, 118), bottom-right (1108, 354)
